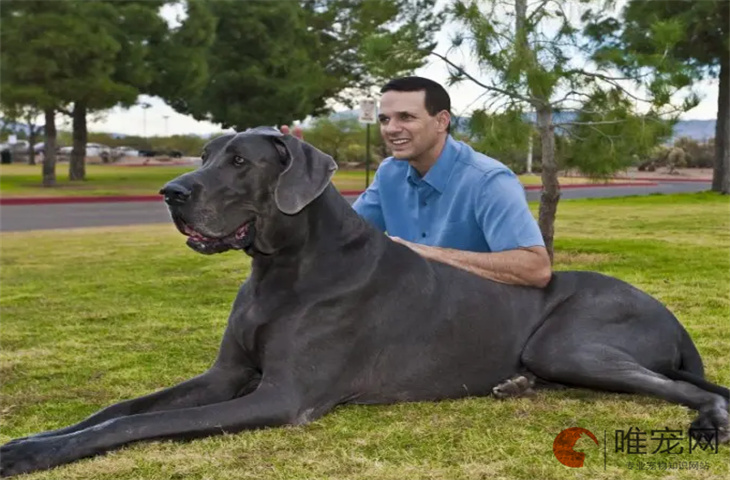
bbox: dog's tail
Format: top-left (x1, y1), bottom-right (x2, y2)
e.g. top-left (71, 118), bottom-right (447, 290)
top-left (663, 328), bottom-right (729, 401)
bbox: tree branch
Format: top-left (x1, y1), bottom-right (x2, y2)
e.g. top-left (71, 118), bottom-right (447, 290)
top-left (556, 119), bottom-right (627, 126)
top-left (429, 51), bottom-right (538, 105)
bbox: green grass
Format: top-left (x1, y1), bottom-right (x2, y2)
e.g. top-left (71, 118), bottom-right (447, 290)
top-left (1, 192), bottom-right (728, 479)
top-left (0, 164), bottom-right (629, 198)
top-left (0, 165), bottom-right (369, 197)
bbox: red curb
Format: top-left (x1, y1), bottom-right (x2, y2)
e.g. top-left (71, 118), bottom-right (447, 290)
top-left (523, 181), bottom-right (657, 190)
top-left (613, 177), bottom-right (711, 183)
top-left (0, 195), bottom-right (161, 205)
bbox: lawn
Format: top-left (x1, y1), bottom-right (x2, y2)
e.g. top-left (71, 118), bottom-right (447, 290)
top-left (0, 164), bottom-right (624, 198)
top-left (1, 192), bottom-right (728, 479)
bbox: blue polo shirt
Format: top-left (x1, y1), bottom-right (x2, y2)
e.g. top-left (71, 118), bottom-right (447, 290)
top-left (352, 136), bottom-right (544, 252)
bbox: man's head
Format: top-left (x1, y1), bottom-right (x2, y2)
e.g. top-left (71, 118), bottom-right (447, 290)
top-left (378, 76), bottom-right (451, 167)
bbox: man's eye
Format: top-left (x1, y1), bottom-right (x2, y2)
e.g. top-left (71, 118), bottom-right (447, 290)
top-left (232, 155), bottom-right (246, 166)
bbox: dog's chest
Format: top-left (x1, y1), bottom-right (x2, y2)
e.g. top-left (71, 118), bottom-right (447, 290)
top-left (230, 289), bottom-right (296, 359)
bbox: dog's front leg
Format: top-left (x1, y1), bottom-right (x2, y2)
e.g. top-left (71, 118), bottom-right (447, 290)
top-left (4, 330), bottom-right (257, 444)
top-left (0, 382), bottom-right (309, 477)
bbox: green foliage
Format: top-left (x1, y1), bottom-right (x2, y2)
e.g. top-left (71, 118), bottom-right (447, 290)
top-left (562, 89), bottom-right (674, 178)
top-left (673, 137), bottom-right (715, 168)
top-left (467, 109), bottom-right (532, 172)
top-left (304, 117), bottom-right (383, 166)
top-left (641, 137), bottom-right (716, 171)
top-left (587, 1), bottom-right (728, 74)
top-left (176, 0), bottom-right (442, 130)
top-left (149, 0), bottom-right (216, 109)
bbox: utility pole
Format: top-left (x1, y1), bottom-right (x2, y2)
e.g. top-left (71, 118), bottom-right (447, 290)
top-left (141, 102), bottom-right (152, 137)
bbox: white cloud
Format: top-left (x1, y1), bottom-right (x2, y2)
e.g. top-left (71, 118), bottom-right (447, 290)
top-left (84, 96), bottom-right (227, 137)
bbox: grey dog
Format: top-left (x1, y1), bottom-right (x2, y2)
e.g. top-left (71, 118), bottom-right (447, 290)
top-left (1, 128), bottom-right (727, 476)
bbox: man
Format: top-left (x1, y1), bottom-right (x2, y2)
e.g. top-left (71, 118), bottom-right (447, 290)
top-left (353, 76), bottom-right (552, 288)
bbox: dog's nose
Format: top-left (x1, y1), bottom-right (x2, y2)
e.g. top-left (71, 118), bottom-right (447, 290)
top-left (160, 182), bottom-right (192, 206)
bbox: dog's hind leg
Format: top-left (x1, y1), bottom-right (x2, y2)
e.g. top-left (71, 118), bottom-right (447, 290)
top-left (492, 373), bottom-right (536, 399)
top-left (521, 343), bottom-right (729, 444)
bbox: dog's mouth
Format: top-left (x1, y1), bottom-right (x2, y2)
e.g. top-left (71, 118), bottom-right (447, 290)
top-left (175, 219), bottom-right (256, 255)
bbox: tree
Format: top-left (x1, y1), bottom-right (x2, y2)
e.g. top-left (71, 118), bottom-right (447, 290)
top-left (0, 1), bottom-right (73, 186)
top-left (0, 106), bottom-right (43, 165)
top-left (585, 0), bottom-right (729, 193)
top-left (175, 0), bottom-right (442, 130)
top-left (2, 1), bottom-right (215, 182)
top-left (441, 0), bottom-right (692, 260)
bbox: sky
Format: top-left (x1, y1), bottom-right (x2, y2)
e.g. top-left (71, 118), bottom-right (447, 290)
top-left (82, 2), bottom-right (720, 138)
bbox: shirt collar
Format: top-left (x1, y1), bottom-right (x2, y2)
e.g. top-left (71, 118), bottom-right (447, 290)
top-left (406, 135), bottom-right (461, 194)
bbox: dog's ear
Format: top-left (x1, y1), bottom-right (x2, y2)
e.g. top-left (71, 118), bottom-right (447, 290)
top-left (273, 134), bottom-right (338, 215)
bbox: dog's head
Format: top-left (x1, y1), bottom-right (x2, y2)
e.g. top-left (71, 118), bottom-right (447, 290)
top-left (160, 127), bottom-right (337, 255)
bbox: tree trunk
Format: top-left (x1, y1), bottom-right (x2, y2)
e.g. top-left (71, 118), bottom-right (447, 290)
top-left (28, 127), bottom-right (37, 166)
top-left (42, 109), bottom-right (57, 187)
top-left (69, 102), bottom-right (87, 181)
top-left (712, 45), bottom-right (730, 194)
top-left (537, 107), bottom-right (560, 263)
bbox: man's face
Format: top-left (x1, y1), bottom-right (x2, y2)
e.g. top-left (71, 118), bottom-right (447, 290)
top-left (378, 90), bottom-right (446, 160)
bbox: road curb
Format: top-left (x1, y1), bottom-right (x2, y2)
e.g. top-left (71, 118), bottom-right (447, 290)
top-left (0, 181), bottom-right (670, 206)
top-left (613, 177), bottom-right (712, 183)
top-left (0, 195), bottom-right (162, 205)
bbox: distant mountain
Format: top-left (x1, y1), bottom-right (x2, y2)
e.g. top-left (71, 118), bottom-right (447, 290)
top-left (671, 120), bottom-right (715, 141)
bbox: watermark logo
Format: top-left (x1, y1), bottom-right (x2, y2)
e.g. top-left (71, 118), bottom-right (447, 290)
top-left (552, 427), bottom-right (599, 467)
top-left (552, 426), bottom-right (718, 469)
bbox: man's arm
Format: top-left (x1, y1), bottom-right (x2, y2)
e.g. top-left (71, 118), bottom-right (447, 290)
top-left (393, 168), bottom-right (552, 288)
top-left (390, 238), bottom-right (552, 287)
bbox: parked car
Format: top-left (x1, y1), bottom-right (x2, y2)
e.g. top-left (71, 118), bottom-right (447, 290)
top-left (0, 140), bottom-right (30, 153)
top-left (58, 143), bottom-right (112, 158)
top-left (137, 149), bottom-right (183, 158)
top-left (112, 146), bottom-right (139, 158)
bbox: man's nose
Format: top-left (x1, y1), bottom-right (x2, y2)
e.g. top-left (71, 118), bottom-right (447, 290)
top-left (383, 120), bottom-right (402, 135)
top-left (160, 181), bottom-right (192, 206)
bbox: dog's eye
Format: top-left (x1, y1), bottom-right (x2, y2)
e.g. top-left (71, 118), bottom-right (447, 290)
top-left (232, 155), bottom-right (246, 166)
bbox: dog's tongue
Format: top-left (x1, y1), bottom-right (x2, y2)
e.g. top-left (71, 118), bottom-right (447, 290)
top-left (235, 223), bottom-right (249, 240)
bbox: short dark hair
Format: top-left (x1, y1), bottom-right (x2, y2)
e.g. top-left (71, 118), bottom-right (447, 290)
top-left (381, 76), bottom-right (451, 133)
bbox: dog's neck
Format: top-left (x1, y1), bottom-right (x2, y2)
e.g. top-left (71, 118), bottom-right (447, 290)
top-left (249, 184), bottom-right (382, 283)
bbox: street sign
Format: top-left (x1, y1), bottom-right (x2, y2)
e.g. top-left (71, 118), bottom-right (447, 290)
top-left (358, 99), bottom-right (377, 124)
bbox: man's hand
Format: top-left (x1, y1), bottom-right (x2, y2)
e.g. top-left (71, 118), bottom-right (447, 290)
top-left (388, 235), bottom-right (552, 288)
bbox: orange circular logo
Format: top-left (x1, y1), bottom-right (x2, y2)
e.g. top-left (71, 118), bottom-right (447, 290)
top-left (553, 427), bottom-right (599, 468)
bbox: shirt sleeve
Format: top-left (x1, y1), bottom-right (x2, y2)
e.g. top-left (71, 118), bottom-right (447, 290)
top-left (474, 169), bottom-right (545, 252)
top-left (352, 166), bottom-right (386, 232)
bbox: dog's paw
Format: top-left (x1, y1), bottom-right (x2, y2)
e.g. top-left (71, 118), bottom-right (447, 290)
top-left (0, 435), bottom-right (70, 477)
top-left (690, 407), bottom-right (730, 445)
top-left (492, 374), bottom-right (535, 400)
top-left (1, 439), bottom-right (41, 477)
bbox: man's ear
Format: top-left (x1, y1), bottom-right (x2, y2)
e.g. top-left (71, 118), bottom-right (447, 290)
top-left (437, 110), bottom-right (451, 133)
top-left (273, 135), bottom-right (338, 215)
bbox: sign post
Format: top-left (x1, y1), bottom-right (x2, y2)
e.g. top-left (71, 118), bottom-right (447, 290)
top-left (358, 99), bottom-right (377, 188)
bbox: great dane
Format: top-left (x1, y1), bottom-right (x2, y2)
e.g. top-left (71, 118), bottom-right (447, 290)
top-left (1, 128), bottom-right (727, 476)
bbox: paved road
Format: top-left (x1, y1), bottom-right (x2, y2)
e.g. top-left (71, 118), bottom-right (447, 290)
top-left (0, 181), bottom-right (711, 232)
